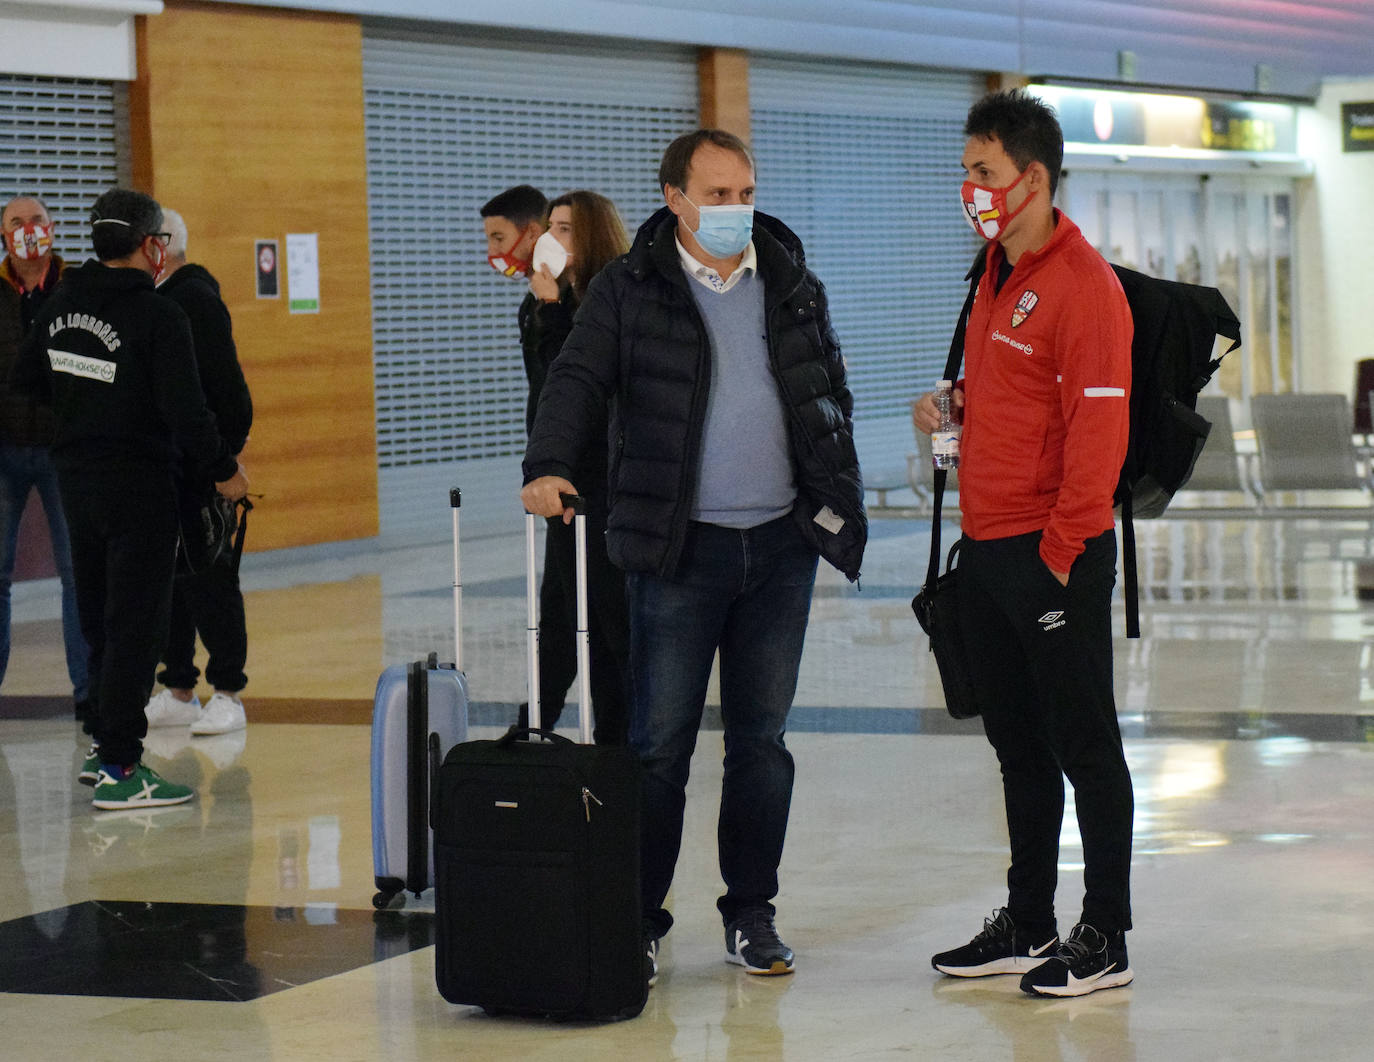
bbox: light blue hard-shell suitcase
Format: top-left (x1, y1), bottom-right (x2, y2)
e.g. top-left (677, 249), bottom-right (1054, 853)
top-left (370, 488), bottom-right (469, 909)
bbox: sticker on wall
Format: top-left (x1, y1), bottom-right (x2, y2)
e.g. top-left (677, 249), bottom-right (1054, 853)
top-left (255, 239), bottom-right (279, 299)
top-left (286, 232), bottom-right (320, 314)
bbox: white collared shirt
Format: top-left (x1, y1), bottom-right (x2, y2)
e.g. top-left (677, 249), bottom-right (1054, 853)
top-left (675, 235), bottom-right (757, 294)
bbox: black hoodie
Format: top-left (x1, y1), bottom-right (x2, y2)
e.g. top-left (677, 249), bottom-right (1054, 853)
top-left (158, 262), bottom-right (253, 454)
top-left (11, 258), bottom-right (236, 493)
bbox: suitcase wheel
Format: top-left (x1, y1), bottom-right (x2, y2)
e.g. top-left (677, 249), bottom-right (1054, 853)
top-left (372, 887), bottom-right (405, 910)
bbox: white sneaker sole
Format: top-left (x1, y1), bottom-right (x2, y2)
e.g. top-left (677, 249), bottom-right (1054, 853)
top-left (92, 791), bottom-right (195, 810)
top-left (934, 955), bottom-right (1045, 977)
top-left (191, 707), bottom-right (246, 735)
top-left (191, 719), bottom-right (246, 736)
top-left (146, 711), bottom-right (200, 728)
top-left (1023, 966), bottom-right (1134, 997)
top-left (725, 951), bottom-right (795, 976)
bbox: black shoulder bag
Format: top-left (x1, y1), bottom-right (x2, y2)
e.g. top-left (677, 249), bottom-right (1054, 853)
top-left (910, 260), bottom-right (982, 720)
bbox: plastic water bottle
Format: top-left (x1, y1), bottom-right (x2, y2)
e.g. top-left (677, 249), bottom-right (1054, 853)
top-left (931, 380), bottom-right (960, 470)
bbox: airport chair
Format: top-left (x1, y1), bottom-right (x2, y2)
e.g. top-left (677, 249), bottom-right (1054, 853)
top-left (1181, 395), bottom-right (1249, 495)
top-left (855, 413), bottom-right (924, 513)
top-left (1250, 393), bottom-right (1373, 506)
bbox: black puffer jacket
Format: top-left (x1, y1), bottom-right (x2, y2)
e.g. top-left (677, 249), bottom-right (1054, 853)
top-left (523, 207), bottom-right (866, 581)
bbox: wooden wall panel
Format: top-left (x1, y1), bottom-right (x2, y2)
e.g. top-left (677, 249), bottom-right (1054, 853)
top-left (132, 0), bottom-right (378, 550)
top-left (698, 48), bottom-right (750, 142)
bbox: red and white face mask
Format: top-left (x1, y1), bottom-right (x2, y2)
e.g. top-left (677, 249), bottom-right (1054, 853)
top-left (7, 222), bottom-right (53, 260)
top-left (960, 167), bottom-right (1035, 241)
top-left (488, 249), bottom-right (532, 279)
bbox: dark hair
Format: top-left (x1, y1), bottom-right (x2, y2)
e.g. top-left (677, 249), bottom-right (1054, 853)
top-left (547, 190), bottom-right (629, 301)
top-left (657, 129), bottom-right (755, 192)
top-left (480, 185), bottom-right (548, 229)
top-left (964, 89), bottom-right (1064, 197)
top-left (89, 188), bottom-right (162, 261)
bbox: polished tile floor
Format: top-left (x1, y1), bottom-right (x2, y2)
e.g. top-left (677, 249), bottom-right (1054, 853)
top-left (2, 512), bottom-right (1373, 1060)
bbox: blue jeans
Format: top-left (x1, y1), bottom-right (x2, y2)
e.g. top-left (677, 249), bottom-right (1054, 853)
top-left (627, 514), bottom-right (819, 938)
top-left (0, 444), bottom-right (89, 701)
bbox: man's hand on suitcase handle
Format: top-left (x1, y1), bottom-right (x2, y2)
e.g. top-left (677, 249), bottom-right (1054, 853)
top-left (522, 475), bottom-right (579, 523)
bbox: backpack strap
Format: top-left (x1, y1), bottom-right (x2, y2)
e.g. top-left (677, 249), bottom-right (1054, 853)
top-left (1121, 491), bottom-right (1140, 639)
top-left (923, 255), bottom-right (983, 597)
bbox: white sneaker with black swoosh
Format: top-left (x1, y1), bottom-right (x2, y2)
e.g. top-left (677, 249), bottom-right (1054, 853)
top-left (1020, 923), bottom-right (1134, 997)
top-left (932, 908), bottom-right (1059, 977)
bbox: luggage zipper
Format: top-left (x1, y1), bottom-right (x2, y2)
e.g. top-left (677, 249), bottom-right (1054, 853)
top-left (581, 786), bottom-right (603, 822)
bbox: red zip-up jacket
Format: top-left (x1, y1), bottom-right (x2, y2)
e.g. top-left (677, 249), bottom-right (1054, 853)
top-left (958, 210), bottom-right (1132, 574)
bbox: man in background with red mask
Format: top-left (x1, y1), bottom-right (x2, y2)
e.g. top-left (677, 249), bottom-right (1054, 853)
top-left (913, 89), bottom-right (1136, 998)
top-left (11, 188), bottom-right (247, 811)
top-left (0, 195), bottom-right (90, 723)
top-left (479, 183), bottom-right (586, 735)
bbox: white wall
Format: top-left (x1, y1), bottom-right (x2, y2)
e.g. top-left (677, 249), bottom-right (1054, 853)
top-left (1297, 78), bottom-right (1374, 397)
top-left (0, 1), bottom-right (162, 81)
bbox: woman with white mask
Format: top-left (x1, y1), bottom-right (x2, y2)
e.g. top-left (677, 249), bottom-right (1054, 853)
top-left (519, 190), bottom-right (633, 748)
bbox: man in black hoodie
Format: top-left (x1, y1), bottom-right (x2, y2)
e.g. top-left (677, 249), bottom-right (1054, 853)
top-left (143, 208), bottom-right (254, 739)
top-left (11, 188), bottom-right (248, 810)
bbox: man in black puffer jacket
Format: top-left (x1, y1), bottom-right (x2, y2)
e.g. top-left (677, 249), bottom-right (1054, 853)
top-left (523, 129), bottom-right (866, 985)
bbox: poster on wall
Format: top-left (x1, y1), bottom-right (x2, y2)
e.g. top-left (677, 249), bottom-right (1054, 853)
top-left (286, 232), bottom-right (320, 314)
top-left (255, 239), bottom-right (279, 298)
top-left (1342, 102), bottom-right (1374, 152)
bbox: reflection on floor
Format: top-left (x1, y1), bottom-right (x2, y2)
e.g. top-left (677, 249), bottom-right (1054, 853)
top-left (0, 900), bottom-right (433, 1001)
top-left (1, 515), bottom-right (1372, 1060)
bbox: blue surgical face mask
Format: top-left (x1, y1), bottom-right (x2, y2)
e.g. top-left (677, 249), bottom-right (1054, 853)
top-left (682, 194), bottom-right (754, 258)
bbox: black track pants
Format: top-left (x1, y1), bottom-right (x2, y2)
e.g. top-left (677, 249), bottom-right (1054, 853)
top-left (955, 528), bottom-right (1134, 936)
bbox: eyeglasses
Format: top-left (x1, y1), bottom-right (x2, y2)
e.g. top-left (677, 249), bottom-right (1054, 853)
top-left (148, 232), bottom-right (172, 245)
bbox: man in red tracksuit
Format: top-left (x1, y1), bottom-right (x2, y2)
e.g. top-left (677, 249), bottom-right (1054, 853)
top-left (915, 89), bottom-right (1136, 998)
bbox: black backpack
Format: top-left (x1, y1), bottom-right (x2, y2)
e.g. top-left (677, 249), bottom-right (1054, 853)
top-left (1109, 264), bottom-right (1240, 635)
top-left (928, 250), bottom-right (1241, 638)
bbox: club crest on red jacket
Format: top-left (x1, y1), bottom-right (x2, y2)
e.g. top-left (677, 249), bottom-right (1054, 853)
top-left (1011, 289), bottom-right (1039, 328)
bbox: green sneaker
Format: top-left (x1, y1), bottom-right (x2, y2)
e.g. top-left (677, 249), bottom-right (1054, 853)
top-left (78, 745), bottom-right (101, 787)
top-left (92, 762), bottom-right (194, 810)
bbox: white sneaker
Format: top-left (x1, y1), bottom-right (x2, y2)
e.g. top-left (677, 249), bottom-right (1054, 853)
top-left (192, 692), bottom-right (247, 736)
top-left (145, 688), bottom-right (201, 727)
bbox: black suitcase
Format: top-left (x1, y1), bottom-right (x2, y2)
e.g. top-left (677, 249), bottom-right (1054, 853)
top-left (431, 499), bottom-right (646, 1020)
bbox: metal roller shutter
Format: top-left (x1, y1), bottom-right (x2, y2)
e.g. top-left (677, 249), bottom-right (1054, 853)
top-left (750, 57), bottom-right (981, 486)
top-left (0, 75), bottom-right (124, 257)
top-left (362, 27), bottom-right (697, 541)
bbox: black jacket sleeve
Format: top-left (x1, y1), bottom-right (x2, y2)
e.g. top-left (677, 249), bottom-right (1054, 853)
top-left (178, 284), bottom-right (253, 452)
top-left (522, 270), bottom-right (621, 485)
top-left (152, 306), bottom-right (238, 483)
top-left (519, 290), bottom-right (575, 437)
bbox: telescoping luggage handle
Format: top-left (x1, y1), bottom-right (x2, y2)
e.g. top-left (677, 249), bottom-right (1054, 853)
top-left (450, 487), bottom-right (462, 672)
top-left (524, 495), bottom-right (593, 745)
